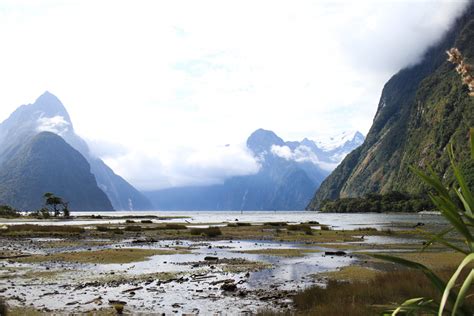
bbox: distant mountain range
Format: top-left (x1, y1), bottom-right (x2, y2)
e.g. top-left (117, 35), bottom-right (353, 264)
top-left (145, 129), bottom-right (364, 210)
top-left (0, 92), bottom-right (152, 211)
top-left (307, 3), bottom-right (474, 211)
top-left (0, 91), bottom-right (364, 212)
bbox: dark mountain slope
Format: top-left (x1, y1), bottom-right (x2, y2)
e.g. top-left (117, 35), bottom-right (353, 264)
top-left (308, 4), bottom-right (474, 210)
top-left (0, 92), bottom-right (152, 211)
top-left (0, 132), bottom-right (113, 211)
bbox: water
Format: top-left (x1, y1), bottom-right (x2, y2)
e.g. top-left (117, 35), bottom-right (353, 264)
top-left (1, 210), bottom-right (447, 230)
top-left (0, 211), bottom-right (448, 314)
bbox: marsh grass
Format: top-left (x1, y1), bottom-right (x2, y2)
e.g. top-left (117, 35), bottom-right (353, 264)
top-left (190, 226), bottom-right (222, 237)
top-left (2, 224), bottom-right (84, 234)
top-left (260, 269), bottom-right (473, 316)
top-left (16, 248), bottom-right (187, 264)
top-left (287, 224), bottom-right (313, 235)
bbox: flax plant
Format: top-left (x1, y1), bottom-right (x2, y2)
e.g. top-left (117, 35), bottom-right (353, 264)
top-left (371, 48), bottom-right (474, 316)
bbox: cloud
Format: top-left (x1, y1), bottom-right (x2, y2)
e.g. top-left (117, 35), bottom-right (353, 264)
top-left (36, 115), bottom-right (69, 135)
top-left (0, 0), bottom-right (470, 189)
top-left (105, 143), bottom-right (261, 190)
top-left (271, 145), bottom-right (319, 164)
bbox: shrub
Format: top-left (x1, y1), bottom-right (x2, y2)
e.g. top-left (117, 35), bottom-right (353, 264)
top-left (96, 226), bottom-right (110, 232)
top-left (124, 225), bottom-right (142, 232)
top-left (264, 222), bottom-right (288, 227)
top-left (320, 225), bottom-right (331, 231)
top-left (141, 220), bottom-right (153, 224)
top-left (190, 226), bottom-right (222, 237)
top-left (165, 223), bottom-right (187, 230)
top-left (125, 220), bottom-right (135, 224)
top-left (0, 205), bottom-right (19, 218)
top-left (236, 222), bottom-right (251, 226)
top-left (287, 224), bottom-right (313, 235)
top-left (3, 224), bottom-right (84, 233)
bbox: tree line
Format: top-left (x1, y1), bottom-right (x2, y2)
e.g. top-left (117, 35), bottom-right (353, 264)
top-left (320, 191), bottom-right (435, 213)
top-left (0, 192), bottom-right (70, 218)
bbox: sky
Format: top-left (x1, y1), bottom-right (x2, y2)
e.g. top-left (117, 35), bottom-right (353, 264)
top-left (0, 0), bottom-right (469, 190)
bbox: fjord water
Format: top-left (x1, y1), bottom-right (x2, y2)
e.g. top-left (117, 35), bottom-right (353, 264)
top-left (1, 211), bottom-right (446, 230)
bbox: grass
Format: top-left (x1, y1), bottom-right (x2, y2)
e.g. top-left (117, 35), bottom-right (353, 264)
top-left (190, 226), bottom-right (222, 237)
top-left (237, 248), bottom-right (320, 257)
top-left (287, 224), bottom-right (313, 235)
top-left (1, 224), bottom-right (84, 234)
top-left (162, 223), bottom-right (187, 230)
top-left (260, 268), bottom-right (474, 316)
top-left (316, 266), bottom-right (381, 282)
top-left (16, 248), bottom-right (190, 264)
top-left (218, 258), bottom-right (273, 273)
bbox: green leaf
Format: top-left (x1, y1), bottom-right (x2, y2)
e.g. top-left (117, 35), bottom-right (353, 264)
top-left (429, 194), bottom-right (474, 245)
top-left (420, 227), bottom-right (469, 255)
top-left (470, 127), bottom-right (474, 160)
top-left (452, 269), bottom-right (474, 315)
top-left (439, 253), bottom-right (474, 315)
top-left (391, 297), bottom-right (435, 315)
top-left (410, 166), bottom-right (450, 199)
top-left (448, 145), bottom-right (474, 217)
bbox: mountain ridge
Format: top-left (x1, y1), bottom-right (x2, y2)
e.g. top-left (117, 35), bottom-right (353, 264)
top-left (0, 92), bottom-right (152, 211)
top-left (307, 4), bottom-right (474, 211)
top-left (145, 128), bottom-right (363, 210)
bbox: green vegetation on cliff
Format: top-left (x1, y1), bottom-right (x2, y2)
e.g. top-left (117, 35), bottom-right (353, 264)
top-left (320, 191), bottom-right (434, 213)
top-left (308, 5), bottom-right (474, 211)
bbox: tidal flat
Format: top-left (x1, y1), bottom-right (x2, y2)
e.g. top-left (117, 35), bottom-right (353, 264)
top-left (0, 211), bottom-right (457, 315)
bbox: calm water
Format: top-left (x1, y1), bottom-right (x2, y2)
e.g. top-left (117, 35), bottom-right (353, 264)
top-left (1, 210), bottom-right (447, 230)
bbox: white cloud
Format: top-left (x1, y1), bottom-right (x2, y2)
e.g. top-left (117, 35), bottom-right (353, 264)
top-left (36, 115), bottom-right (69, 135)
top-left (0, 0), bottom-right (469, 189)
top-left (271, 145), bottom-right (319, 164)
top-left (105, 143), bottom-right (260, 190)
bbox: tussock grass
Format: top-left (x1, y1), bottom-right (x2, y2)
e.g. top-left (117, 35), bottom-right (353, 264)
top-left (124, 225), bottom-right (142, 232)
top-left (16, 248), bottom-right (188, 264)
top-left (190, 226), bottom-right (222, 237)
top-left (2, 224), bottom-right (84, 233)
top-left (163, 223), bottom-right (187, 230)
top-left (287, 224), bottom-right (313, 235)
top-left (260, 269), bottom-right (474, 316)
top-left (264, 222), bottom-right (288, 227)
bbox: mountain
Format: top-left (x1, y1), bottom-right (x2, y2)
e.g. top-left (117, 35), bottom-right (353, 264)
top-left (307, 4), bottom-right (474, 211)
top-left (0, 132), bottom-right (113, 211)
top-left (145, 129), bottom-right (363, 210)
top-left (0, 92), bottom-right (152, 211)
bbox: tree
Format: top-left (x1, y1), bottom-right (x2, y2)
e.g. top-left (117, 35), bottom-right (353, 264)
top-left (43, 192), bottom-right (66, 217)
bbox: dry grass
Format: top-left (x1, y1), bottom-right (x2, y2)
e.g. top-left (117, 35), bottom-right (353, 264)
top-left (316, 266), bottom-right (381, 282)
top-left (16, 248), bottom-right (189, 264)
top-left (261, 268), bottom-right (473, 316)
top-left (1, 224), bottom-right (84, 234)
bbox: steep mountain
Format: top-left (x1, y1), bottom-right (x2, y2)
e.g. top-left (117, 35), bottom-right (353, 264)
top-left (145, 129), bottom-right (363, 210)
top-left (0, 92), bottom-right (152, 210)
top-left (0, 132), bottom-right (113, 211)
top-left (308, 4), bottom-right (474, 211)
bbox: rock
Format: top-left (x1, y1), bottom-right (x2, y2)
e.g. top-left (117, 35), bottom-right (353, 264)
top-left (204, 256), bottom-right (218, 261)
top-left (221, 282), bottom-right (237, 292)
top-left (324, 251), bottom-right (346, 256)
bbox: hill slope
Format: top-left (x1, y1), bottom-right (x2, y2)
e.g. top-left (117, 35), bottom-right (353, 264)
top-left (308, 4), bottom-right (474, 210)
top-left (0, 92), bottom-right (152, 211)
top-left (0, 132), bottom-right (113, 211)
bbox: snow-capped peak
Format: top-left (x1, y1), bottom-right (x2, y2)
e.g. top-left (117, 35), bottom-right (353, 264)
top-left (315, 131), bottom-right (364, 151)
